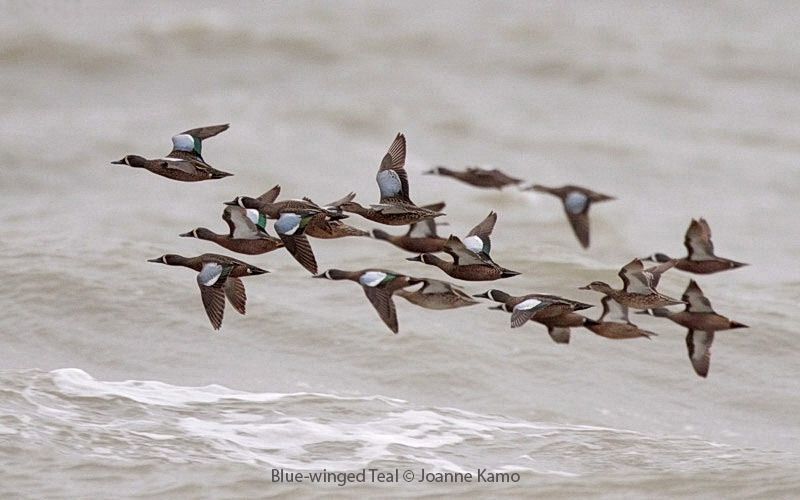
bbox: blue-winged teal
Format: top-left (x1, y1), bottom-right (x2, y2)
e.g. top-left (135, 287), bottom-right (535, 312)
top-left (112, 124), bottom-right (233, 181)
top-left (585, 296), bottom-right (656, 340)
top-left (180, 205), bottom-right (283, 255)
top-left (340, 133), bottom-right (445, 225)
top-left (643, 218), bottom-right (747, 274)
top-left (395, 278), bottom-right (478, 310)
top-left (371, 202), bottom-right (448, 253)
top-left (313, 269), bottom-right (421, 333)
top-left (580, 258), bottom-right (683, 309)
top-left (476, 289), bottom-right (592, 343)
top-left (423, 166), bottom-right (523, 189)
top-left (639, 280), bottom-right (748, 378)
top-left (408, 212), bottom-right (519, 281)
top-left (522, 184), bottom-right (614, 248)
top-left (147, 253), bottom-right (268, 330)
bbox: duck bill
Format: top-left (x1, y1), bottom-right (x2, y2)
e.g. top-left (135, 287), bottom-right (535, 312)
top-left (578, 285), bottom-right (591, 290)
top-left (487, 305), bottom-right (504, 311)
top-left (223, 199), bottom-right (238, 206)
top-left (472, 291), bottom-right (491, 299)
top-left (110, 159), bottom-right (126, 165)
top-left (147, 257), bottom-right (164, 263)
top-left (406, 255), bottom-right (423, 262)
top-left (178, 231), bottom-right (194, 237)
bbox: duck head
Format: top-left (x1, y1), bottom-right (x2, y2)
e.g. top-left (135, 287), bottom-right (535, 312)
top-left (111, 155), bottom-right (146, 168)
top-left (313, 269), bottom-right (349, 280)
top-left (642, 253), bottom-right (672, 263)
top-left (179, 228), bottom-right (214, 239)
top-left (473, 289), bottom-right (511, 302)
top-left (147, 254), bottom-right (185, 265)
top-left (579, 281), bottom-right (613, 293)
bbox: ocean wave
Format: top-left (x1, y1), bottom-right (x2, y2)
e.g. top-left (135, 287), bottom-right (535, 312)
top-left (0, 368), bottom-right (791, 477)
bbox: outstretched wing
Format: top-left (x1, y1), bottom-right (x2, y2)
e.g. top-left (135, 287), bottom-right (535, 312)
top-left (169, 124), bottom-right (229, 160)
top-left (600, 296), bottom-right (630, 323)
top-left (465, 211), bottom-right (497, 256)
top-left (510, 298), bottom-right (548, 328)
top-left (686, 329), bottom-right (714, 378)
top-left (443, 235), bottom-right (486, 266)
top-left (684, 218), bottom-right (716, 260)
top-left (257, 185), bottom-right (281, 204)
top-left (682, 280), bottom-right (714, 313)
top-left (224, 277), bottom-right (247, 315)
top-left (196, 262), bottom-right (233, 330)
top-left (376, 133), bottom-right (410, 204)
top-left (362, 286), bottom-right (399, 333)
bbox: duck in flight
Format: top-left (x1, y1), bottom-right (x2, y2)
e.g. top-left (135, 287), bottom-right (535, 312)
top-left (407, 212), bottom-right (520, 281)
top-left (476, 289), bottom-right (593, 344)
top-left (639, 280), bottom-right (748, 378)
top-left (340, 133), bottom-right (445, 225)
top-left (522, 184), bottom-right (614, 248)
top-left (643, 218), bottom-right (747, 274)
top-left (147, 253), bottom-right (268, 330)
top-left (180, 186), bottom-right (284, 255)
top-left (313, 269), bottom-right (421, 333)
top-left (584, 296), bottom-right (656, 340)
top-left (580, 258), bottom-right (683, 309)
top-left (370, 202), bottom-right (448, 253)
top-left (394, 277), bottom-right (478, 310)
top-left (112, 124), bottom-right (233, 181)
top-left (424, 166), bottom-right (523, 190)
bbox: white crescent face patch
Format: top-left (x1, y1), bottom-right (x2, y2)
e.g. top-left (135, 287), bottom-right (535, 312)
top-left (172, 134), bottom-right (195, 152)
top-left (359, 271), bottom-right (388, 287)
top-left (564, 191), bottom-right (589, 214)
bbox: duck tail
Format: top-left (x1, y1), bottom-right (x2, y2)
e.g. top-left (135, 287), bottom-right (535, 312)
top-left (371, 229), bottom-right (391, 241)
top-left (499, 268), bottom-right (521, 279)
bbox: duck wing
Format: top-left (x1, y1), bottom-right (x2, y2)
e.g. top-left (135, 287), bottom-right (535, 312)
top-left (223, 206), bottom-right (267, 239)
top-left (684, 218), bottom-right (716, 260)
top-left (361, 286), bottom-right (399, 333)
top-left (510, 297), bottom-right (549, 328)
top-left (376, 133), bottom-right (411, 204)
top-left (682, 280), bottom-right (714, 313)
top-left (224, 277), bottom-right (247, 315)
top-left (686, 329), bottom-right (714, 378)
top-left (196, 262), bottom-right (233, 330)
top-left (443, 235), bottom-right (486, 266)
top-left (464, 211), bottom-right (497, 256)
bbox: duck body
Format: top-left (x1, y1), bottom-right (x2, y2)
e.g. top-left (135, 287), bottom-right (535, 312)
top-left (372, 229), bottom-right (447, 253)
top-left (341, 201), bottom-right (444, 226)
top-left (180, 227), bottom-right (283, 255)
top-left (584, 295), bottom-right (656, 340)
top-left (395, 278), bottom-right (478, 310)
top-left (411, 253), bottom-right (518, 281)
top-left (424, 166), bottom-right (523, 189)
top-left (112, 124), bottom-right (233, 182)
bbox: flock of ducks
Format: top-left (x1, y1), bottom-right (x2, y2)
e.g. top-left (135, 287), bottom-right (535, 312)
top-left (113, 125), bottom-right (749, 378)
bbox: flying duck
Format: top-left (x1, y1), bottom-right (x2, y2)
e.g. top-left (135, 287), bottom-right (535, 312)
top-left (112, 124), bottom-right (233, 181)
top-left (423, 166), bottom-right (523, 189)
top-left (643, 218), bottom-right (748, 274)
top-left (147, 253), bottom-right (268, 330)
top-left (522, 184), bottom-right (614, 248)
top-left (313, 269), bottom-right (421, 333)
top-left (339, 133), bottom-right (445, 225)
